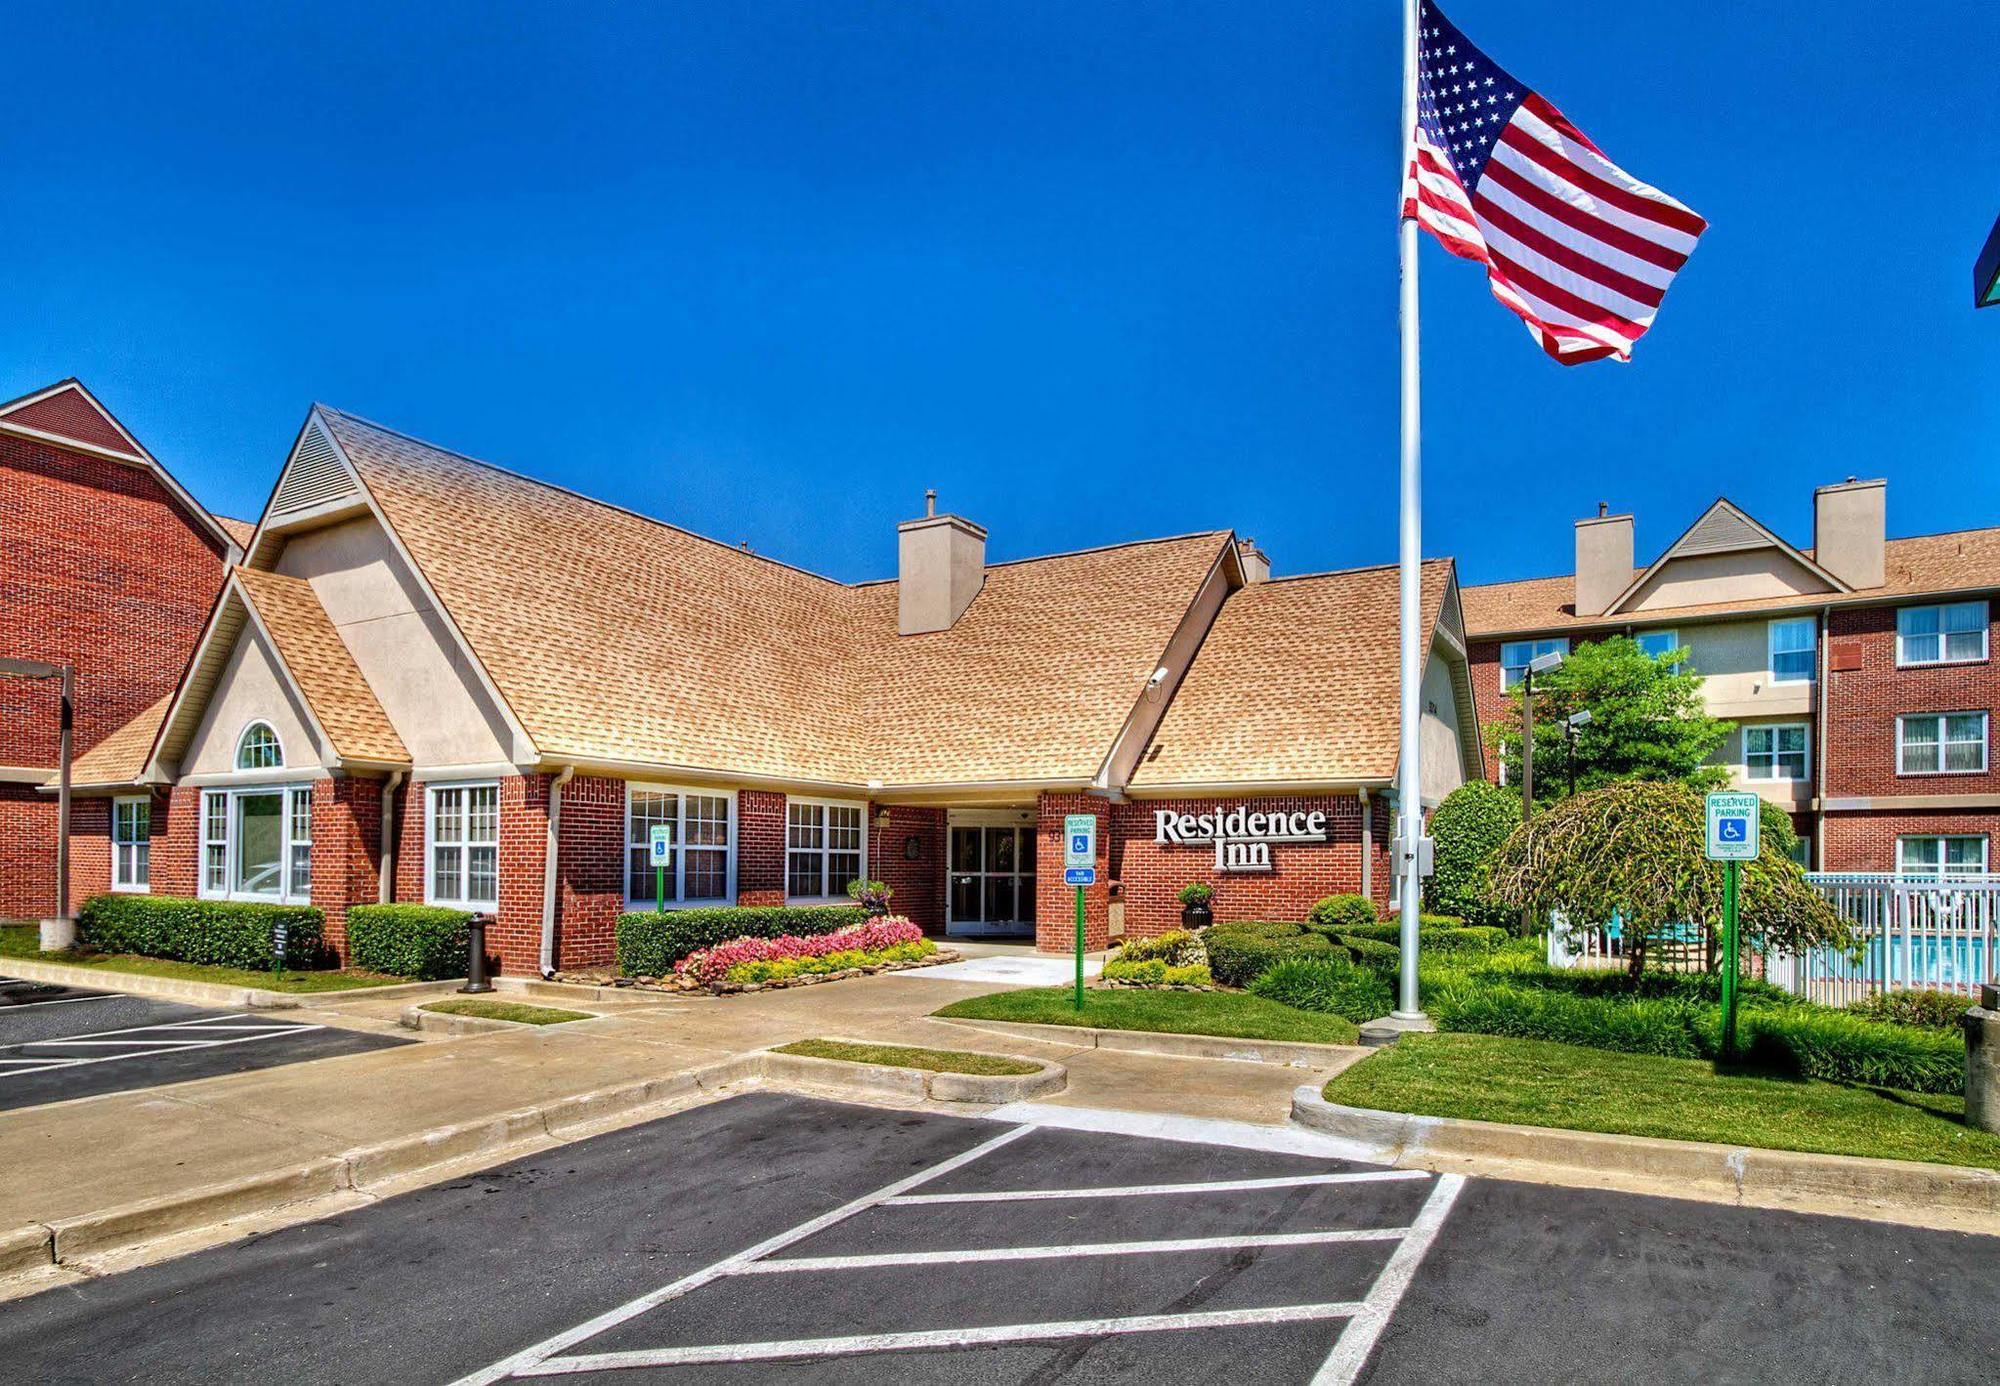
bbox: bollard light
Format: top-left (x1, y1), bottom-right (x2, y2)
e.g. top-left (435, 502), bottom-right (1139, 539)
top-left (460, 912), bottom-right (495, 993)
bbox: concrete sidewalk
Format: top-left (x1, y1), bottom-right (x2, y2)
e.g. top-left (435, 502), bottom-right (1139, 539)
top-left (0, 968), bottom-right (1333, 1242)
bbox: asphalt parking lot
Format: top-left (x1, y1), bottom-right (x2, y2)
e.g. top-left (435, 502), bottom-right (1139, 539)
top-left (0, 976), bottom-right (408, 1109)
top-left (4, 1091), bottom-right (1997, 1384)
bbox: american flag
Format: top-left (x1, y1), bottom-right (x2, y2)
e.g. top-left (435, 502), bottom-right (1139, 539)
top-left (1402, 1), bottom-right (1706, 364)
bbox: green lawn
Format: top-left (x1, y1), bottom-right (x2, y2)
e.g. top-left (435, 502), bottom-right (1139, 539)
top-left (774, 1038), bottom-right (1041, 1075)
top-left (1325, 1032), bottom-right (2000, 1170)
top-left (0, 924), bottom-right (409, 994)
top-left (422, 998), bottom-right (593, 1026)
top-left (934, 986), bottom-right (1360, 1046)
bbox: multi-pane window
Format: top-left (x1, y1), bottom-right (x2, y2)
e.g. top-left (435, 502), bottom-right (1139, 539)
top-left (626, 787), bottom-right (733, 906)
top-left (236, 721), bottom-right (282, 770)
top-left (1634, 630), bottom-right (1681, 663)
top-left (787, 801), bottom-right (865, 901)
top-left (1897, 835), bottom-right (1988, 877)
top-left (199, 786), bottom-right (312, 902)
top-left (428, 784), bottom-right (499, 908)
top-left (112, 796), bottom-right (150, 891)
top-left (1898, 713), bottom-right (1988, 775)
top-left (1744, 724), bottom-right (1808, 781)
top-left (1768, 618), bottom-right (1816, 683)
top-left (1499, 638), bottom-right (1568, 691)
top-left (1897, 601), bottom-right (1988, 667)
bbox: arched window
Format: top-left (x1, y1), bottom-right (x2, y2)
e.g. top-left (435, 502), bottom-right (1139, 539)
top-left (236, 722), bottom-right (282, 771)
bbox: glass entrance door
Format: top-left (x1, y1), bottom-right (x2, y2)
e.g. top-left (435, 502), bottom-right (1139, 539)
top-left (947, 823), bottom-right (1037, 936)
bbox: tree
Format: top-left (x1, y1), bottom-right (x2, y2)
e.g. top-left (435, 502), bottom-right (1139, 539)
top-left (1491, 636), bottom-right (1733, 807)
top-left (1424, 782), bottom-right (1522, 931)
top-left (1487, 780), bottom-right (1848, 977)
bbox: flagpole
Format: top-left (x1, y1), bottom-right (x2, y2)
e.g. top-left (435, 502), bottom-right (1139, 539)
top-left (1393, 0), bottom-right (1426, 1021)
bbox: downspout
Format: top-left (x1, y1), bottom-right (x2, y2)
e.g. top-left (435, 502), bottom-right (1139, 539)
top-left (541, 765), bottom-right (575, 978)
top-left (1358, 787), bottom-right (1373, 901)
top-left (377, 771), bottom-right (404, 903)
top-left (1815, 604), bottom-right (1831, 871)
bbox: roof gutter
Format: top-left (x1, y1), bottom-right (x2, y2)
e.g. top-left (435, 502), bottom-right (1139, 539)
top-left (541, 765), bottom-right (575, 978)
top-left (1122, 776), bottom-right (1393, 800)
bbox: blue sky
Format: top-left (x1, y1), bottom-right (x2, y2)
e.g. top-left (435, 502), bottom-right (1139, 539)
top-left (7, 1), bottom-right (1997, 586)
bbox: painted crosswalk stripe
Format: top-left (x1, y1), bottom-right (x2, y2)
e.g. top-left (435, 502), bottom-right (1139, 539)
top-left (884, 1169), bottom-right (1428, 1205)
top-left (739, 1227), bottom-right (1408, 1273)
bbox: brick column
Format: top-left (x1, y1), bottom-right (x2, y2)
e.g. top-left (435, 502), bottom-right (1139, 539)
top-left (876, 805), bottom-right (945, 932)
top-left (311, 778), bottom-right (383, 963)
top-left (736, 789), bottom-right (786, 907)
top-left (1036, 793), bottom-right (1111, 953)
top-left (554, 775), bottom-right (625, 970)
top-left (494, 774), bottom-right (551, 975)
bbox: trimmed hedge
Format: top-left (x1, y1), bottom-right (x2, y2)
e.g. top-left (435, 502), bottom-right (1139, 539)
top-left (616, 905), bottom-right (866, 977)
top-left (1103, 958), bottom-right (1214, 987)
top-left (347, 904), bottom-right (472, 980)
top-left (1848, 988), bottom-right (1968, 1031)
top-left (1336, 934), bottom-right (1400, 966)
top-left (1113, 930), bottom-right (1208, 967)
top-left (1337, 919), bottom-right (1507, 956)
top-left (77, 894), bottom-right (326, 970)
top-left (1249, 955), bottom-right (1392, 1022)
top-left (1203, 920), bottom-right (1334, 988)
top-left (1424, 781), bottom-right (1521, 930)
top-left (1306, 894), bottom-right (1379, 933)
top-left (1742, 1008), bottom-right (1962, 1093)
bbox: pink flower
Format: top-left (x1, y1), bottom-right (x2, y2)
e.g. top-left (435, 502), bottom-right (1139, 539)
top-left (677, 917), bottom-right (924, 986)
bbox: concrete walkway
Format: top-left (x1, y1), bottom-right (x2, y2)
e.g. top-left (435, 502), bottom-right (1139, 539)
top-left (0, 965), bottom-right (1343, 1236)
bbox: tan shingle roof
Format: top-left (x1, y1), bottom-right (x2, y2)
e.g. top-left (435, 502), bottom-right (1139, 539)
top-left (1462, 528), bottom-right (2000, 637)
top-left (213, 515), bottom-right (256, 547)
top-left (320, 409), bottom-right (1227, 788)
top-left (62, 695), bottom-right (171, 789)
top-left (234, 567), bottom-right (409, 765)
top-left (1129, 560), bottom-right (1454, 789)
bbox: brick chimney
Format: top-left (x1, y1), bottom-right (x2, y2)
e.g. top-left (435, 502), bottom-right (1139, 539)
top-left (1237, 537), bottom-right (1271, 584)
top-left (898, 489), bottom-right (986, 635)
top-left (1814, 477), bottom-right (1885, 590)
top-left (1574, 503), bottom-right (1634, 617)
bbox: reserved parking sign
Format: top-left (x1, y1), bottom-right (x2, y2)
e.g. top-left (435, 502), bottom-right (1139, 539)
top-left (1705, 792), bottom-right (1760, 862)
top-left (1063, 813), bottom-right (1096, 887)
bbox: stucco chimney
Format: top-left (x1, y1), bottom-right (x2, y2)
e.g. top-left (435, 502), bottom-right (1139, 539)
top-left (1574, 507), bottom-right (1634, 617)
top-left (1814, 477), bottom-right (1885, 590)
top-left (1237, 537), bottom-right (1271, 584)
top-left (898, 494), bottom-right (986, 635)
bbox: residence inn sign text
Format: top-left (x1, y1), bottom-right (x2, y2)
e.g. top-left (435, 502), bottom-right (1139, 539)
top-left (1153, 808), bottom-right (1328, 873)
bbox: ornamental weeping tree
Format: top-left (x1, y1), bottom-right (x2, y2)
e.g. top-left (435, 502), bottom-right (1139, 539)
top-left (1487, 781), bottom-right (1849, 977)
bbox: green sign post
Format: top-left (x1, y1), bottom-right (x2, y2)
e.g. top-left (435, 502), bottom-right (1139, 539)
top-left (1704, 791), bottom-right (1759, 1058)
top-left (1062, 813), bottom-right (1098, 1011)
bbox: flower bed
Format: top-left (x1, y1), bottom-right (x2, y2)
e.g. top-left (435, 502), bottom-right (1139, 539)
top-left (673, 917), bottom-right (950, 992)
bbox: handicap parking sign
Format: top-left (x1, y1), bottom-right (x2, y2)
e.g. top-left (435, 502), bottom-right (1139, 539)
top-left (1063, 813), bottom-right (1097, 886)
top-left (1704, 792), bottom-right (1760, 861)
top-left (1719, 818), bottom-right (1746, 843)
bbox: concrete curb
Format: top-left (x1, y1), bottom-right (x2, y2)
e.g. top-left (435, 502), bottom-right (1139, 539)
top-left (937, 1016), bottom-right (1362, 1070)
top-left (1290, 1088), bottom-right (2000, 1218)
top-left (396, 1003), bottom-right (602, 1036)
top-left (0, 956), bottom-right (460, 1011)
top-left (762, 1041), bottom-right (1066, 1104)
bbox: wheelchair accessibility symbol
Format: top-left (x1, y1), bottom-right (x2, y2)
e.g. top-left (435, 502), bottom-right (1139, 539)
top-left (1718, 819), bottom-right (1746, 843)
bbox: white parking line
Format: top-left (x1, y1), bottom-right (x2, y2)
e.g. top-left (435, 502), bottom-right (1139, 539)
top-left (886, 1170), bottom-right (1428, 1206)
top-left (742, 1228), bottom-right (1407, 1274)
top-left (0, 1014), bottom-right (322, 1081)
top-left (518, 1304), bottom-right (1373, 1374)
top-left (1310, 1173), bottom-right (1466, 1386)
top-left (0, 1012), bottom-right (259, 1048)
top-left (0, 992), bottom-right (120, 1011)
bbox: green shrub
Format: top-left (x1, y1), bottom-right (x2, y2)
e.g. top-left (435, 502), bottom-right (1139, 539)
top-left (1306, 894), bottom-right (1379, 933)
top-left (1249, 955), bottom-right (1393, 1022)
top-left (615, 905), bottom-right (866, 976)
top-left (1102, 958), bottom-right (1214, 987)
top-left (1848, 989), bottom-right (1969, 1031)
top-left (1336, 934), bottom-right (1400, 966)
top-left (1334, 919), bottom-right (1505, 956)
top-left (1430, 981), bottom-right (1712, 1060)
top-left (727, 940), bottom-right (935, 984)
top-left (1740, 1008), bottom-right (1962, 1094)
top-left (77, 894), bottom-right (326, 970)
top-left (1203, 920), bottom-right (1333, 988)
top-left (346, 904), bottom-right (472, 980)
top-left (1113, 929), bottom-right (1208, 967)
top-left (1425, 782), bottom-right (1522, 930)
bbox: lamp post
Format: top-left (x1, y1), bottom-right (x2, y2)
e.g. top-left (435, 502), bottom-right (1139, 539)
top-left (1519, 649), bottom-right (1565, 822)
top-left (1563, 708), bottom-right (1593, 798)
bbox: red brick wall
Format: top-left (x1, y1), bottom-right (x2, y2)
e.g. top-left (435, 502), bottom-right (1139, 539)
top-left (309, 778), bottom-right (384, 960)
top-left (1823, 604), bottom-right (2000, 799)
top-left (67, 796), bottom-right (110, 905)
top-left (875, 804), bottom-right (945, 933)
top-left (492, 774), bottom-right (550, 974)
top-left (553, 774), bottom-right (625, 969)
top-left (1107, 793), bottom-right (1380, 943)
top-left (1821, 809), bottom-right (2000, 873)
top-left (392, 779), bottom-right (425, 904)
top-left (1465, 639), bottom-right (1509, 782)
top-left (153, 786), bottom-right (200, 897)
top-left (736, 789), bottom-right (786, 907)
top-left (0, 430), bottom-right (225, 916)
top-left (1037, 794), bottom-right (1112, 952)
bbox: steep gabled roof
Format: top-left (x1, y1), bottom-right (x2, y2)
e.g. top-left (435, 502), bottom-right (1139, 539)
top-left (233, 568), bottom-right (407, 766)
top-left (314, 407), bottom-right (1229, 789)
top-left (1598, 497), bottom-right (1848, 617)
top-left (0, 379), bottom-right (235, 555)
top-left (61, 695), bottom-right (172, 790)
top-left (1129, 559), bottom-right (1461, 790)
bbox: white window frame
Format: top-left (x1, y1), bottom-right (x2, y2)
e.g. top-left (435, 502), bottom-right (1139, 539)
top-left (1896, 712), bottom-right (1990, 776)
top-left (1896, 835), bottom-right (1989, 878)
top-left (1896, 600), bottom-right (1989, 668)
top-left (1499, 637), bottom-right (1568, 691)
top-left (1743, 723), bottom-right (1809, 782)
top-left (623, 783), bottom-right (737, 910)
top-left (1634, 629), bottom-right (1681, 663)
top-left (111, 795), bottom-right (151, 893)
top-left (235, 719), bottom-right (284, 771)
top-left (785, 797), bottom-right (868, 905)
top-left (1767, 617), bottom-right (1816, 684)
top-left (197, 784), bottom-right (314, 903)
top-left (425, 781), bottom-right (501, 909)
